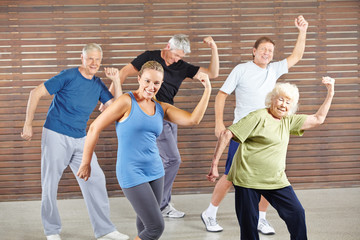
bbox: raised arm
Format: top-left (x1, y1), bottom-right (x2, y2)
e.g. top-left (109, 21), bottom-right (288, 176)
top-left (77, 94), bottom-right (131, 181)
top-left (100, 64), bottom-right (138, 111)
top-left (104, 67), bottom-right (122, 101)
top-left (21, 83), bottom-right (50, 141)
top-left (195, 36), bottom-right (219, 79)
top-left (207, 129), bottom-right (234, 182)
top-left (301, 77), bottom-right (335, 130)
top-left (286, 15), bottom-right (309, 69)
top-left (214, 90), bottom-right (229, 138)
top-left (162, 72), bottom-right (211, 126)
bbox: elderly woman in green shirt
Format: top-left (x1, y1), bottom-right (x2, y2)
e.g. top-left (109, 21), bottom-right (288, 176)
top-left (207, 77), bottom-right (335, 240)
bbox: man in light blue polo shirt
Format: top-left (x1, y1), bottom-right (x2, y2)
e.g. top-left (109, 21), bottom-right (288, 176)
top-left (21, 43), bottom-right (128, 240)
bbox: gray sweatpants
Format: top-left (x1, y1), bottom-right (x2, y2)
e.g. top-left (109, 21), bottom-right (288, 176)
top-left (122, 177), bottom-right (164, 240)
top-left (41, 128), bottom-right (116, 238)
top-left (156, 120), bottom-right (181, 210)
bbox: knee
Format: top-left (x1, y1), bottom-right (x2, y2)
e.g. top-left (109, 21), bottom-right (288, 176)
top-left (173, 156), bottom-right (181, 166)
top-left (220, 175), bottom-right (233, 187)
top-left (163, 156), bottom-right (181, 169)
top-left (41, 182), bottom-right (59, 197)
top-left (86, 166), bottom-right (106, 183)
top-left (285, 204), bottom-right (305, 223)
top-left (146, 220), bottom-right (164, 239)
top-left (294, 204), bottom-right (305, 217)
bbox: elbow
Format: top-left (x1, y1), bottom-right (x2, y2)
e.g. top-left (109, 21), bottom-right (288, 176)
top-left (189, 118), bottom-right (201, 126)
top-left (29, 88), bottom-right (36, 96)
top-left (88, 123), bottom-right (100, 136)
top-left (221, 129), bottom-right (233, 141)
top-left (288, 53), bottom-right (303, 65)
top-left (87, 124), bottom-right (96, 135)
top-left (29, 88), bottom-right (40, 99)
top-left (217, 129), bottom-right (233, 145)
top-left (225, 129), bottom-right (233, 139)
top-left (298, 54), bottom-right (304, 61)
top-left (318, 118), bottom-right (326, 126)
top-left (211, 72), bottom-right (219, 79)
top-left (205, 69), bottom-right (219, 79)
top-left (313, 117), bottom-right (326, 128)
top-left (188, 114), bottom-right (205, 125)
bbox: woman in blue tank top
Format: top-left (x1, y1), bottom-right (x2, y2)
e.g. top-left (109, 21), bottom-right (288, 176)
top-left (77, 61), bottom-right (212, 240)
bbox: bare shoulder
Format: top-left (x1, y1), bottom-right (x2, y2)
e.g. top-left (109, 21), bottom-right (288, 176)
top-left (113, 92), bottom-right (132, 108)
top-left (156, 99), bottom-right (172, 113)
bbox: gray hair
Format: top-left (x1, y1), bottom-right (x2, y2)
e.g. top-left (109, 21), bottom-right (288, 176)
top-left (82, 43), bottom-right (103, 57)
top-left (265, 82), bottom-right (300, 116)
top-left (168, 34), bottom-right (191, 54)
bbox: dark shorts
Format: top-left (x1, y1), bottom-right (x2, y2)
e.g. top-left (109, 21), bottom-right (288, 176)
top-left (224, 139), bottom-right (240, 175)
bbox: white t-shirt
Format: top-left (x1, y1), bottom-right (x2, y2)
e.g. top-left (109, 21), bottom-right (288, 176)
top-left (220, 59), bottom-right (288, 123)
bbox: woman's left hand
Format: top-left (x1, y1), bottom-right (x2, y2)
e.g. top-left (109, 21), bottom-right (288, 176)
top-left (206, 165), bottom-right (219, 182)
top-left (104, 67), bottom-right (120, 83)
top-left (195, 72), bottom-right (211, 89)
top-left (322, 76), bottom-right (335, 95)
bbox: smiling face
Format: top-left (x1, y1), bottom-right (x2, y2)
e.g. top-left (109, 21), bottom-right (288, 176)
top-left (80, 50), bottom-right (102, 78)
top-left (138, 68), bottom-right (164, 99)
top-left (269, 94), bottom-right (293, 120)
top-left (253, 42), bottom-right (274, 68)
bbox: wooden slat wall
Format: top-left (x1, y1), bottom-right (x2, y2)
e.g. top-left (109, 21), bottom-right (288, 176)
top-left (0, 0), bottom-right (359, 201)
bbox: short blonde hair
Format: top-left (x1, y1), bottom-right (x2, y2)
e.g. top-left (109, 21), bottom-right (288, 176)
top-left (265, 82), bottom-right (299, 116)
top-left (139, 61), bottom-right (164, 77)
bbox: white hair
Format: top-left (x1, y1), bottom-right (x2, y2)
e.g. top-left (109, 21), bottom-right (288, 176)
top-left (82, 43), bottom-right (103, 57)
top-left (168, 34), bottom-right (191, 54)
top-left (265, 82), bottom-right (300, 116)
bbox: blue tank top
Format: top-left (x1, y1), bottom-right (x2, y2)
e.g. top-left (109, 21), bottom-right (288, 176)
top-left (115, 92), bottom-right (165, 188)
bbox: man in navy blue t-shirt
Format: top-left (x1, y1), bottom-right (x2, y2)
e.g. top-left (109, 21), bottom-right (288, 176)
top-left (21, 43), bottom-right (128, 240)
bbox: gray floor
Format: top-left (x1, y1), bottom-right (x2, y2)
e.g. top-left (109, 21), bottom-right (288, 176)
top-left (0, 187), bottom-right (359, 240)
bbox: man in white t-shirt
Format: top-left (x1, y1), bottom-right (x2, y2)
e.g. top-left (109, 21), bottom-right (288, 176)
top-left (201, 15), bottom-right (308, 235)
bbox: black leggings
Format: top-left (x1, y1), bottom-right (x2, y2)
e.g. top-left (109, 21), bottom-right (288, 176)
top-left (122, 177), bottom-right (164, 240)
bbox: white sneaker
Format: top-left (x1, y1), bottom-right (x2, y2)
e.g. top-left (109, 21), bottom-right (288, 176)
top-left (161, 203), bottom-right (185, 218)
top-left (46, 234), bottom-right (61, 240)
top-left (97, 230), bottom-right (130, 240)
top-left (258, 218), bottom-right (275, 235)
top-left (201, 211), bottom-right (223, 232)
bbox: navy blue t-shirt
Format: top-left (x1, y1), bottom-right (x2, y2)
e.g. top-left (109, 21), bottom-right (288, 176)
top-left (131, 50), bottom-right (200, 105)
top-left (44, 68), bottom-right (113, 138)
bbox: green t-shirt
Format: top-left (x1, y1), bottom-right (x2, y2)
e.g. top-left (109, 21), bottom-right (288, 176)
top-left (227, 108), bottom-right (307, 190)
